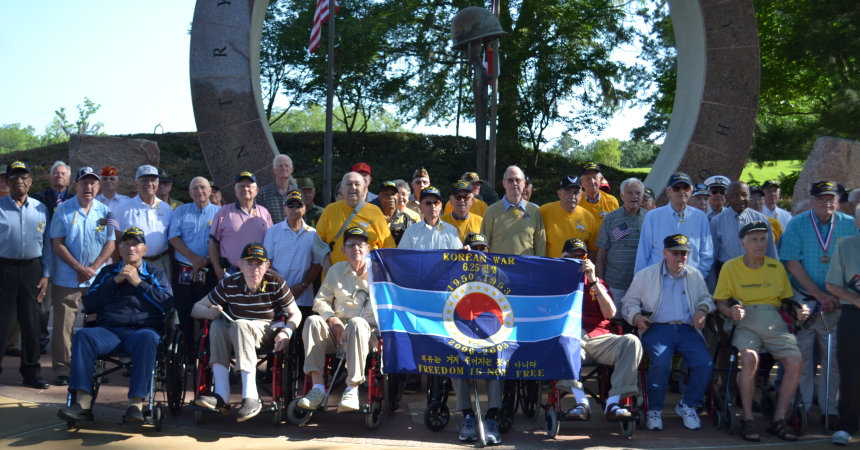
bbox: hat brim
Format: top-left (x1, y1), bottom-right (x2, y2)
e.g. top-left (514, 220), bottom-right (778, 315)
top-left (665, 245), bottom-right (690, 251)
top-left (811, 191), bottom-right (838, 198)
top-left (559, 183), bottom-right (583, 190)
top-left (241, 255), bottom-right (268, 262)
top-left (122, 235), bottom-right (146, 244)
top-left (78, 173), bottom-right (100, 182)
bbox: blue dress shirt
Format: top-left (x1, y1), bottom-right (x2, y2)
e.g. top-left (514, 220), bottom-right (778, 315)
top-left (50, 197), bottom-right (115, 288)
top-left (168, 202), bottom-right (220, 265)
top-left (0, 195), bottom-right (52, 277)
top-left (635, 204), bottom-right (714, 277)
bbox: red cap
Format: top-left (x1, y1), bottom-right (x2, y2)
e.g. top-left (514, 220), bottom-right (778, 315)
top-left (352, 162), bottom-right (371, 175)
top-left (599, 179), bottom-right (610, 191)
top-left (100, 166), bottom-right (119, 176)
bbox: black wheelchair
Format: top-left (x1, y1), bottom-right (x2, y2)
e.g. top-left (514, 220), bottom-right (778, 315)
top-left (63, 309), bottom-right (188, 431)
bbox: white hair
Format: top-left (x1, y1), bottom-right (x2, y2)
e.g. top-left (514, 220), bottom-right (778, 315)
top-left (503, 165), bottom-right (523, 180)
top-left (394, 179), bottom-right (410, 192)
top-left (620, 178), bottom-right (644, 193)
top-left (849, 189), bottom-right (860, 204)
top-left (51, 160), bottom-right (70, 175)
top-left (188, 176), bottom-right (210, 190)
top-left (342, 171), bottom-right (366, 187)
top-left (272, 154), bottom-right (293, 167)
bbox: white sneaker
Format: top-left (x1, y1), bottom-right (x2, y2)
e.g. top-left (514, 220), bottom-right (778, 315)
top-left (337, 388), bottom-right (360, 413)
top-left (646, 409), bottom-right (663, 431)
top-left (675, 402), bottom-right (701, 430)
top-left (832, 430), bottom-right (850, 446)
top-left (297, 388), bottom-right (325, 410)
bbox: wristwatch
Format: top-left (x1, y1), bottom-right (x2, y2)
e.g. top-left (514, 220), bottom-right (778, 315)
top-left (301, 281), bottom-right (308, 287)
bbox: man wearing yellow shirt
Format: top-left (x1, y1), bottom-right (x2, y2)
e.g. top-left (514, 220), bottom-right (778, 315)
top-left (540, 175), bottom-right (598, 258)
top-left (442, 180), bottom-right (483, 242)
top-left (316, 172), bottom-right (395, 269)
top-left (714, 221), bottom-right (809, 442)
top-left (578, 162), bottom-right (619, 226)
top-left (443, 173), bottom-right (489, 217)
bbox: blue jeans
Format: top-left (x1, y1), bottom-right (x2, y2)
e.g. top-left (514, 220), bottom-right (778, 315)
top-left (69, 326), bottom-right (159, 400)
top-left (641, 323), bottom-right (713, 410)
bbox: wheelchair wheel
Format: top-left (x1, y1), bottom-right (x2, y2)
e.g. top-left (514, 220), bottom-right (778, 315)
top-left (286, 398), bottom-right (313, 425)
top-left (723, 403), bottom-right (738, 434)
top-left (366, 401), bottom-right (382, 430)
top-left (154, 402), bottom-right (164, 432)
top-left (620, 412), bottom-right (637, 438)
top-left (791, 404), bottom-right (807, 436)
top-left (424, 400), bottom-right (450, 432)
top-left (545, 408), bottom-right (560, 438)
top-left (383, 374), bottom-right (404, 416)
top-left (272, 400), bottom-right (282, 426)
top-left (167, 331), bottom-right (188, 415)
top-left (66, 420), bottom-right (76, 430)
top-left (497, 401), bottom-right (514, 434)
top-left (195, 409), bottom-right (205, 424)
top-left (760, 391), bottom-right (776, 419)
top-left (518, 380), bottom-right (541, 422)
top-left (501, 380), bottom-right (518, 415)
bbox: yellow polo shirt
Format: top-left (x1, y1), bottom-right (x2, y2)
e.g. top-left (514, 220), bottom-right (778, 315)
top-left (579, 192), bottom-right (619, 226)
top-left (539, 201), bottom-right (598, 257)
top-left (441, 212), bottom-right (483, 242)
top-left (443, 198), bottom-right (488, 217)
top-left (316, 200), bottom-right (395, 264)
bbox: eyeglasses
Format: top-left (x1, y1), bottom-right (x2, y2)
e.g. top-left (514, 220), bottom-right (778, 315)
top-left (671, 184), bottom-right (691, 192)
top-left (453, 194), bottom-right (471, 201)
top-left (669, 250), bottom-right (688, 258)
top-left (814, 196), bottom-right (837, 204)
top-left (422, 200), bottom-right (441, 207)
top-left (505, 178), bottom-right (525, 185)
top-left (344, 242), bottom-right (367, 248)
top-left (749, 197), bottom-right (764, 203)
top-left (709, 188), bottom-right (726, 195)
top-left (8, 173), bottom-right (32, 181)
top-left (285, 203), bottom-right (304, 209)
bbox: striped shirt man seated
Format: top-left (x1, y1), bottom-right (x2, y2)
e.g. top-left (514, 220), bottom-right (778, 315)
top-left (191, 242), bottom-right (301, 422)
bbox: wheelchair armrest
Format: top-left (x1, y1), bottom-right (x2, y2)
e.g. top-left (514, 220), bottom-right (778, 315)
top-left (705, 314), bottom-right (720, 336)
top-left (727, 298), bottom-right (742, 307)
top-left (640, 310), bottom-right (652, 318)
top-left (781, 298), bottom-right (803, 310)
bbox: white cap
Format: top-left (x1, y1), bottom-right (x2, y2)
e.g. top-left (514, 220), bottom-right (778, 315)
top-left (136, 165), bottom-right (158, 180)
top-left (704, 175), bottom-right (730, 188)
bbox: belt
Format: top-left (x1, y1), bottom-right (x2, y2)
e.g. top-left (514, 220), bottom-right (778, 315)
top-left (143, 251), bottom-right (168, 261)
top-left (655, 321), bottom-right (684, 325)
top-left (0, 257), bottom-right (40, 266)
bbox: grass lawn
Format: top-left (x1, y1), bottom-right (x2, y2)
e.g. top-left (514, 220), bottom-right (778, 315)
top-left (623, 160), bottom-right (803, 183)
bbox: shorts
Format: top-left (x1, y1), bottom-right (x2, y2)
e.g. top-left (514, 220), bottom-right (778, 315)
top-left (731, 304), bottom-right (800, 360)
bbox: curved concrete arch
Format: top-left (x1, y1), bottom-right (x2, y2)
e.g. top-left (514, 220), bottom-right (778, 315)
top-left (189, 0), bottom-right (760, 199)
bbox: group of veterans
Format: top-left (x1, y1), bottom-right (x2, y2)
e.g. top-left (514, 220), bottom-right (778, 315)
top-left (0, 156), bottom-right (858, 446)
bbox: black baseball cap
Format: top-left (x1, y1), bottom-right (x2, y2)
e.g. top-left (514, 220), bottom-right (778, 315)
top-left (739, 221), bottom-right (769, 238)
top-left (241, 242), bottom-right (268, 262)
top-left (378, 181), bottom-right (398, 194)
top-left (75, 167), bottom-right (100, 182)
top-left (158, 170), bottom-right (172, 183)
top-left (121, 227), bottom-right (146, 244)
top-left (451, 180), bottom-right (471, 195)
top-left (691, 184), bottom-right (709, 197)
top-left (750, 185), bottom-right (764, 195)
top-left (464, 232), bottom-right (488, 249)
top-left (667, 172), bottom-right (692, 188)
top-left (343, 226), bottom-right (369, 242)
top-left (562, 238), bottom-right (587, 255)
top-left (643, 187), bottom-right (655, 200)
top-left (419, 186), bottom-right (442, 201)
top-left (284, 190), bottom-right (304, 206)
top-left (235, 171), bottom-right (257, 184)
top-left (663, 234), bottom-right (690, 251)
top-left (580, 161), bottom-right (601, 176)
top-left (559, 175), bottom-right (582, 190)
top-left (809, 180), bottom-right (839, 198)
top-left (6, 161), bottom-right (31, 177)
top-left (762, 179), bottom-right (780, 190)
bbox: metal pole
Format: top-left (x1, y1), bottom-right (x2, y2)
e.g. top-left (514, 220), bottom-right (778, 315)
top-left (470, 40), bottom-right (487, 180)
top-left (323, 0), bottom-right (335, 206)
top-left (821, 313), bottom-right (832, 433)
top-left (487, 0), bottom-right (500, 191)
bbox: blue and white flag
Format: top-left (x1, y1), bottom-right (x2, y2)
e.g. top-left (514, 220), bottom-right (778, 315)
top-left (368, 249), bottom-right (584, 380)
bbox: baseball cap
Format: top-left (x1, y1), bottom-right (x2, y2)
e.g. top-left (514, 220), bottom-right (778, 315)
top-left (461, 172), bottom-right (483, 184)
top-left (559, 175), bottom-right (582, 190)
top-left (419, 186), bottom-right (442, 201)
top-left (158, 170), bottom-right (172, 183)
top-left (464, 232), bottom-right (488, 249)
top-left (739, 221), bottom-right (769, 238)
top-left (580, 161), bottom-right (601, 176)
top-left (343, 226), bottom-right (369, 242)
top-left (121, 227), bottom-right (146, 244)
top-left (663, 234), bottom-right (690, 251)
top-left (691, 184), bottom-right (709, 197)
top-left (240, 242), bottom-right (268, 262)
top-left (599, 179), bottom-right (610, 192)
top-left (6, 161), bottom-right (31, 177)
top-left (100, 166), bottom-right (118, 176)
top-left (643, 187), bottom-right (655, 200)
top-left (562, 238), bottom-right (587, 255)
top-left (296, 178), bottom-right (315, 190)
top-left (352, 162), bottom-right (372, 175)
top-left (809, 180), bottom-right (839, 198)
top-left (749, 185), bottom-right (764, 195)
top-left (235, 171), bottom-right (257, 184)
top-left (135, 165), bottom-right (158, 180)
top-left (284, 190), bottom-right (304, 205)
top-left (705, 175), bottom-right (730, 189)
top-left (412, 167), bottom-right (430, 180)
top-left (76, 167), bottom-right (100, 182)
top-left (451, 180), bottom-right (471, 195)
top-left (667, 172), bottom-right (692, 188)
top-left (378, 180), bottom-right (398, 194)
top-left (209, 180), bottom-right (220, 191)
top-left (762, 179), bottom-right (780, 190)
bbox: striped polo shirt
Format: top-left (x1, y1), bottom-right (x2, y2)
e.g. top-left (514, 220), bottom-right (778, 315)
top-left (208, 269), bottom-right (294, 321)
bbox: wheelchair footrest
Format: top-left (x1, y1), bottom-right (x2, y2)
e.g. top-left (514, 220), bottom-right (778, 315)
top-left (339, 404), bottom-right (372, 414)
top-left (190, 405), bottom-right (225, 414)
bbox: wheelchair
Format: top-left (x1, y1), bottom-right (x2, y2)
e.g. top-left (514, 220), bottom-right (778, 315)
top-left (192, 316), bottom-right (299, 425)
top-left (707, 299), bottom-right (808, 436)
top-left (286, 334), bottom-right (404, 429)
top-left (63, 309), bottom-right (188, 432)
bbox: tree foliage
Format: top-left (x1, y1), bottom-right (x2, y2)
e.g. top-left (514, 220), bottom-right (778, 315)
top-left (0, 124), bottom-right (40, 154)
top-left (268, 105), bottom-right (406, 133)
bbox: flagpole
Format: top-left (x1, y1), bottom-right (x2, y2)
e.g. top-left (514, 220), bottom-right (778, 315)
top-left (487, 0), bottom-right (500, 191)
top-left (323, 0), bottom-right (335, 206)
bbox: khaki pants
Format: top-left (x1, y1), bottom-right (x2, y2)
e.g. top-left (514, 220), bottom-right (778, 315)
top-left (209, 319), bottom-right (276, 373)
top-left (51, 285), bottom-right (87, 377)
top-left (303, 316), bottom-right (376, 386)
top-left (559, 333), bottom-right (642, 399)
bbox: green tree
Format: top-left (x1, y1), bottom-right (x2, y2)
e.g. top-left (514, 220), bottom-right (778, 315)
top-left (619, 139), bottom-right (660, 168)
top-left (41, 98), bottom-right (105, 144)
top-left (0, 124), bottom-right (40, 154)
top-left (268, 105), bottom-right (406, 133)
top-left (589, 138), bottom-right (622, 168)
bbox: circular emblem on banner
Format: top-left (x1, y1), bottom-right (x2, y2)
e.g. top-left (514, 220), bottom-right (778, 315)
top-left (443, 282), bottom-right (513, 348)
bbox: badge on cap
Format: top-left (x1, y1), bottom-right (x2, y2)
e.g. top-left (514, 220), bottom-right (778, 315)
top-left (10, 161), bottom-right (26, 170)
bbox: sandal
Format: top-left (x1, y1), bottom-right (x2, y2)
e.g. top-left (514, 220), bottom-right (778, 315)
top-left (767, 419), bottom-right (797, 441)
top-left (740, 419), bottom-right (760, 442)
top-left (604, 403), bottom-right (632, 422)
top-left (566, 402), bottom-right (591, 421)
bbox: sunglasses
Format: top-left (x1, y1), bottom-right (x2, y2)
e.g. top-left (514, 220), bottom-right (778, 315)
top-left (285, 203), bottom-right (304, 209)
top-left (671, 184), bottom-right (691, 192)
top-left (453, 194), bottom-right (471, 201)
top-left (709, 188), bottom-right (726, 195)
top-left (422, 200), bottom-right (441, 206)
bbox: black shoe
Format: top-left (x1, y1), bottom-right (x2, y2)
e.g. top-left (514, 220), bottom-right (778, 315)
top-left (122, 367), bottom-right (131, 377)
top-left (123, 405), bottom-right (145, 423)
top-left (55, 376), bottom-right (70, 386)
top-left (40, 347), bottom-right (48, 355)
top-left (194, 393), bottom-right (231, 414)
top-left (5, 348), bottom-right (22, 357)
top-left (58, 403), bottom-right (92, 421)
top-left (24, 378), bottom-right (50, 389)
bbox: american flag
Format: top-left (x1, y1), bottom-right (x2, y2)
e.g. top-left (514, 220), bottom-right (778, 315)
top-left (308, 0), bottom-right (339, 55)
top-left (610, 222), bottom-right (630, 241)
top-left (106, 212), bottom-right (120, 232)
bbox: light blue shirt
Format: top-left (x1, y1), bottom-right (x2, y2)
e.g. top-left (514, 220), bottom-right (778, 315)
top-left (50, 197), bottom-right (115, 288)
top-left (653, 264), bottom-right (692, 324)
top-left (780, 210), bottom-right (858, 293)
top-left (168, 202), bottom-right (220, 265)
top-left (0, 195), bottom-right (52, 277)
top-left (501, 196), bottom-right (528, 211)
top-left (710, 207), bottom-right (778, 263)
top-left (635, 204), bottom-right (713, 277)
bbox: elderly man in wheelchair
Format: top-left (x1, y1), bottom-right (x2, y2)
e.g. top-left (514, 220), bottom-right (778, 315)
top-left (57, 227), bottom-right (174, 424)
top-left (296, 226), bottom-right (377, 414)
top-left (713, 221), bottom-right (809, 442)
top-left (191, 242), bottom-right (301, 422)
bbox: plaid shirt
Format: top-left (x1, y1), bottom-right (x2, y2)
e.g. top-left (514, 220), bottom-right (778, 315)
top-left (596, 206), bottom-right (646, 291)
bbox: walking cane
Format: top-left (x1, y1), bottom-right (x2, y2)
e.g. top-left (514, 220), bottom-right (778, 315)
top-left (820, 313), bottom-right (833, 434)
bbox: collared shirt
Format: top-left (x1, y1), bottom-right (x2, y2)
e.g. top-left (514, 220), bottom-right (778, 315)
top-left (826, 234), bottom-right (860, 305)
top-left (653, 264), bottom-right (692, 324)
top-left (209, 201), bottom-right (273, 267)
top-left (596, 206), bottom-right (646, 291)
top-left (501, 196), bottom-right (528, 211)
top-left (763, 204), bottom-right (792, 230)
top-left (579, 191), bottom-right (620, 226)
top-left (634, 204), bottom-right (714, 277)
top-left (387, 209), bottom-right (417, 245)
top-left (441, 211), bottom-right (482, 243)
top-left (706, 204), bottom-right (725, 221)
top-left (313, 260), bottom-right (376, 328)
top-left (113, 194), bottom-right (173, 256)
top-left (95, 193), bottom-right (130, 212)
top-left (780, 210), bottom-right (858, 293)
top-left (305, 204), bottom-right (324, 228)
top-left (208, 269), bottom-right (294, 321)
top-left (50, 197), bottom-right (116, 288)
top-left (257, 179), bottom-right (297, 225)
top-left (168, 202), bottom-right (221, 265)
top-left (710, 207), bottom-right (778, 263)
top-left (480, 197), bottom-right (546, 256)
top-left (166, 196), bottom-right (184, 210)
top-left (365, 191), bottom-right (378, 202)
top-left (397, 219), bottom-right (462, 250)
top-left (263, 219), bottom-right (322, 307)
top-left (0, 195), bottom-right (52, 277)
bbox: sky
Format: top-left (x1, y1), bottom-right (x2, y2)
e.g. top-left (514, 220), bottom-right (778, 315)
top-left (0, 1), bottom-right (653, 146)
